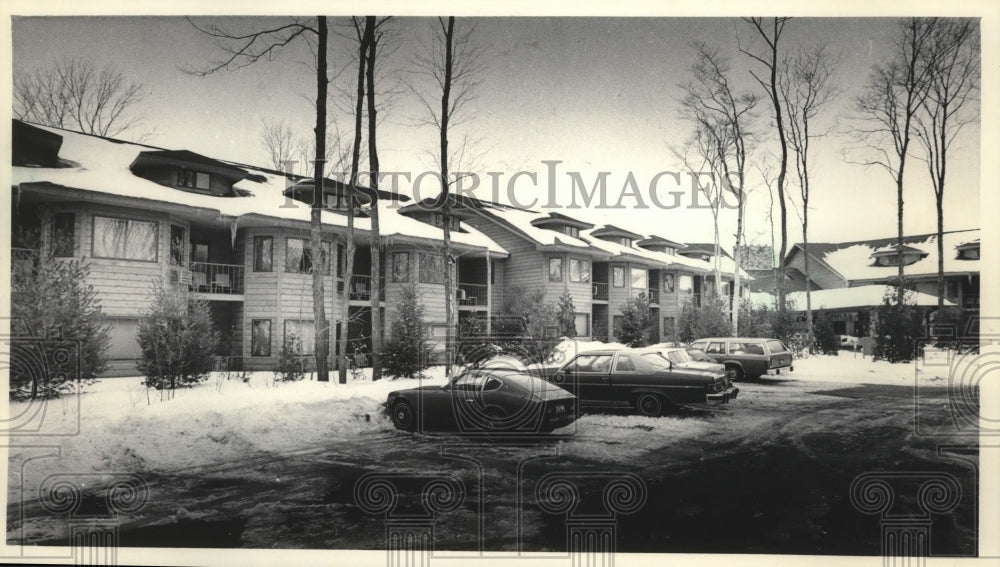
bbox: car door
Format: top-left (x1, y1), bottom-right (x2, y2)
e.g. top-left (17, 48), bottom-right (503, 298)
top-left (609, 353), bottom-right (640, 407)
top-left (559, 353), bottom-right (613, 406)
top-left (736, 340), bottom-right (768, 376)
top-left (703, 341), bottom-right (727, 364)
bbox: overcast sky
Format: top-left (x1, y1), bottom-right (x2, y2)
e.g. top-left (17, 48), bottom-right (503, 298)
top-left (12, 14), bottom-right (983, 254)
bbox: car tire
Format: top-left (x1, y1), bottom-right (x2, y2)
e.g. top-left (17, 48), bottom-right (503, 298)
top-left (391, 400), bottom-right (416, 431)
top-left (725, 365), bottom-right (745, 382)
top-left (634, 393), bottom-right (664, 418)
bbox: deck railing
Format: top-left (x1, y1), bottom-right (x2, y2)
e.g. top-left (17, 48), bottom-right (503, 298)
top-left (349, 274), bottom-right (386, 301)
top-left (592, 282), bottom-right (609, 300)
top-left (188, 262), bottom-right (244, 294)
top-left (458, 282), bottom-right (488, 306)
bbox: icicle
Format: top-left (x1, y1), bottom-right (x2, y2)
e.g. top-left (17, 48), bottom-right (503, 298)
top-left (230, 218), bottom-right (238, 247)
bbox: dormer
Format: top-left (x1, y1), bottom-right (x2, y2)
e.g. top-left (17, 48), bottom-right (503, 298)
top-left (130, 150), bottom-right (249, 197)
top-left (590, 225), bottom-right (643, 248)
top-left (678, 244), bottom-right (718, 262)
top-left (529, 213), bottom-right (594, 239)
top-left (955, 239), bottom-right (980, 260)
top-left (397, 198), bottom-right (471, 231)
top-left (637, 235), bottom-right (685, 256)
top-left (13, 120), bottom-right (64, 167)
top-left (870, 244), bottom-right (928, 267)
top-left (284, 179), bottom-right (372, 216)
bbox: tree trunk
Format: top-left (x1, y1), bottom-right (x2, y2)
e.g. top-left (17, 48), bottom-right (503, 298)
top-left (804, 213), bottom-right (813, 348)
top-left (441, 17), bottom-right (456, 377)
top-left (936, 194), bottom-right (944, 311)
top-left (366, 16), bottom-right (383, 381)
top-left (732, 190), bottom-right (743, 336)
top-left (312, 16), bottom-right (330, 382)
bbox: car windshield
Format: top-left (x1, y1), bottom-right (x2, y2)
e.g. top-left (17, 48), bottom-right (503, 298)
top-left (687, 349), bottom-right (709, 361)
top-left (766, 340), bottom-right (787, 353)
top-left (449, 372), bottom-right (500, 391)
top-left (641, 353), bottom-right (674, 370)
top-left (662, 349), bottom-right (693, 364)
top-left (502, 373), bottom-right (564, 392)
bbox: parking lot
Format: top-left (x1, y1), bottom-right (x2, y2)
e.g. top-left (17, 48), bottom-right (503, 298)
top-left (11, 375), bottom-right (978, 555)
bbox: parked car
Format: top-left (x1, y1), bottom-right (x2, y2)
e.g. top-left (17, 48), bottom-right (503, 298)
top-left (545, 348), bottom-right (738, 417)
top-left (649, 344), bottom-right (726, 374)
top-left (688, 337), bottom-right (794, 381)
top-left (384, 369), bottom-right (577, 433)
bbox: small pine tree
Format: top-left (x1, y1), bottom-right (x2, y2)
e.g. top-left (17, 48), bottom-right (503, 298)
top-left (874, 285), bottom-right (924, 363)
top-left (274, 332), bottom-right (305, 382)
top-left (10, 238), bottom-right (111, 400)
top-left (556, 290), bottom-right (577, 338)
top-left (136, 281), bottom-right (219, 394)
top-left (383, 284), bottom-right (432, 378)
top-left (812, 311), bottom-right (839, 355)
top-left (616, 292), bottom-right (652, 347)
top-left (496, 285), bottom-right (560, 363)
top-left (678, 294), bottom-right (731, 343)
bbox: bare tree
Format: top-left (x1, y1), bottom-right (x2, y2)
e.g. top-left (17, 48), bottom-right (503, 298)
top-left (854, 18), bottom-right (935, 303)
top-left (740, 17), bottom-right (791, 306)
top-left (678, 42), bottom-right (757, 334)
top-left (780, 45), bottom-right (841, 346)
top-left (914, 19), bottom-right (980, 311)
top-left (259, 118), bottom-right (298, 171)
top-left (411, 17), bottom-right (484, 376)
top-left (14, 57), bottom-right (147, 138)
top-left (187, 17), bottom-right (334, 382)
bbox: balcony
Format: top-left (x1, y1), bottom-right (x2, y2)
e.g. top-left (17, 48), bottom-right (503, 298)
top-left (187, 262), bottom-right (244, 295)
top-left (592, 282), bottom-right (609, 301)
top-left (962, 295), bottom-right (980, 309)
top-left (458, 282), bottom-right (488, 306)
top-left (348, 274), bottom-right (386, 301)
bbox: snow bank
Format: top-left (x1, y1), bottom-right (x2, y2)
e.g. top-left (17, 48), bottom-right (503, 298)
top-left (787, 348), bottom-right (981, 387)
top-left (7, 369), bottom-right (448, 504)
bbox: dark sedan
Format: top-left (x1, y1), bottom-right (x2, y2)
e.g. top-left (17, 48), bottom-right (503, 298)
top-left (546, 348), bottom-right (738, 417)
top-left (384, 370), bottom-right (577, 433)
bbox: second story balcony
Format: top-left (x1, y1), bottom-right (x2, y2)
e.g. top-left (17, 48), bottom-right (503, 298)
top-left (592, 282), bottom-right (609, 301)
top-left (348, 274), bottom-right (386, 301)
top-left (646, 288), bottom-right (659, 304)
top-left (184, 262), bottom-right (244, 295)
top-left (458, 282), bottom-right (488, 307)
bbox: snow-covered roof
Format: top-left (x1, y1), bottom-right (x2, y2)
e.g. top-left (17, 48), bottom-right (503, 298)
top-left (12, 122), bottom-right (508, 256)
top-left (749, 285), bottom-right (951, 310)
top-left (473, 205), bottom-right (597, 250)
top-left (802, 230), bottom-right (979, 283)
top-left (789, 285), bottom-right (953, 310)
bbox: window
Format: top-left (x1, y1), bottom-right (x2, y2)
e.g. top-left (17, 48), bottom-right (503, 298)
top-left (615, 355), bottom-right (636, 372)
top-left (562, 225), bottom-right (580, 238)
top-left (392, 251), bottom-right (410, 282)
top-left (429, 213), bottom-right (460, 230)
top-left (285, 320), bottom-right (316, 356)
top-left (961, 248), bottom-right (980, 260)
top-left (491, 260), bottom-right (497, 285)
top-left (419, 253), bottom-right (445, 284)
top-left (177, 168), bottom-right (211, 190)
top-left (612, 266), bottom-right (625, 287)
top-left (574, 313), bottom-right (590, 337)
top-left (51, 212), bottom-right (75, 257)
top-left (663, 273), bottom-right (675, 293)
top-left (571, 354), bottom-right (614, 373)
top-left (706, 342), bottom-right (725, 354)
top-left (285, 238), bottom-right (331, 274)
top-left (92, 216), bottom-right (158, 261)
top-left (631, 267), bottom-right (647, 290)
top-left (678, 274), bottom-right (693, 292)
top-left (251, 320), bottom-right (272, 357)
top-left (253, 236), bottom-right (273, 272)
top-left (548, 257), bottom-right (563, 282)
top-left (569, 258), bottom-right (591, 283)
top-left (618, 237), bottom-right (632, 247)
top-left (169, 225), bottom-right (185, 266)
top-left (191, 240), bottom-right (210, 268)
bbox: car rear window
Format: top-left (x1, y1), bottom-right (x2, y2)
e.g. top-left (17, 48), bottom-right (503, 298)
top-left (766, 340), bottom-right (787, 353)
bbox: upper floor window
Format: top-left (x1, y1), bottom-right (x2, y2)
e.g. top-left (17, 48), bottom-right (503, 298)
top-left (562, 225), bottom-right (580, 238)
top-left (630, 267), bottom-right (647, 290)
top-left (569, 258), bottom-right (591, 283)
top-left (618, 237), bottom-right (632, 247)
top-left (177, 168), bottom-right (211, 191)
top-left (612, 266), bottom-right (625, 287)
top-left (285, 238), bottom-right (331, 274)
top-left (92, 216), bottom-right (158, 262)
top-left (429, 212), bottom-right (460, 231)
top-left (392, 251), bottom-right (410, 282)
top-left (419, 253), bottom-right (445, 284)
top-left (51, 212), bottom-right (75, 257)
top-left (548, 257), bottom-right (563, 282)
top-left (169, 224), bottom-right (186, 266)
top-left (254, 236), bottom-right (273, 272)
top-left (957, 247), bottom-right (980, 260)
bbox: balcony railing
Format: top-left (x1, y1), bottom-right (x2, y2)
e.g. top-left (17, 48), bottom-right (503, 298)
top-left (963, 295), bottom-right (980, 309)
top-left (188, 262), bottom-right (244, 294)
top-left (646, 288), bottom-right (659, 304)
top-left (592, 282), bottom-right (609, 300)
top-left (349, 274), bottom-right (386, 301)
top-left (458, 282), bottom-right (488, 306)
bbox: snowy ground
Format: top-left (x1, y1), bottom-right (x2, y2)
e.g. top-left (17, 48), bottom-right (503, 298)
top-left (6, 343), bottom-right (983, 512)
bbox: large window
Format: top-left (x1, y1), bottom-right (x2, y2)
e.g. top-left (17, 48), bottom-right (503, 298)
top-left (253, 236), bottom-right (273, 272)
top-left (663, 273), bottom-right (675, 293)
top-left (419, 253), bottom-right (445, 284)
top-left (630, 267), bottom-right (647, 290)
top-left (92, 216), bottom-right (158, 261)
top-left (251, 319), bottom-right (272, 357)
top-left (285, 238), bottom-right (331, 274)
top-left (678, 274), bottom-right (693, 292)
top-left (51, 212), bottom-right (75, 257)
top-left (569, 258), bottom-right (591, 283)
top-left (392, 251), bottom-right (410, 282)
top-left (285, 320), bottom-right (316, 355)
top-left (548, 257), bottom-right (563, 282)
